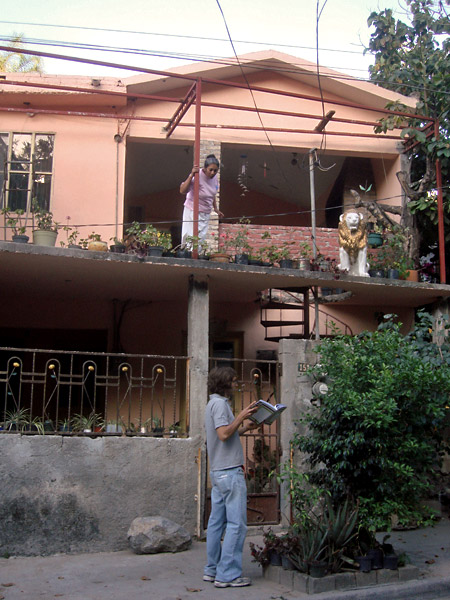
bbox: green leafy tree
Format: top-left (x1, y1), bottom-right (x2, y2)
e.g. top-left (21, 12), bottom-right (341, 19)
top-left (294, 312), bottom-right (450, 531)
top-left (0, 35), bottom-right (43, 72)
top-left (366, 0), bottom-right (450, 261)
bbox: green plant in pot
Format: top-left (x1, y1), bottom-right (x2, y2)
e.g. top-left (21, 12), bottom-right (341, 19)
top-left (151, 416), bottom-right (164, 436)
top-left (126, 221), bottom-right (172, 257)
top-left (227, 218), bottom-right (252, 264)
top-left (278, 241), bottom-right (296, 268)
top-left (373, 226), bottom-right (415, 279)
top-left (31, 199), bottom-right (60, 247)
top-left (296, 241), bottom-right (312, 270)
top-left (1, 207), bottom-right (30, 242)
top-left (366, 222), bottom-right (385, 248)
top-left (71, 411), bottom-right (104, 433)
top-left (109, 236), bottom-right (126, 253)
top-left (79, 232), bottom-right (108, 252)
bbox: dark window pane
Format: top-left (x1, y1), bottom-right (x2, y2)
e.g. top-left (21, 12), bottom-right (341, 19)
top-left (8, 173), bottom-right (29, 211)
top-left (33, 175), bottom-right (51, 212)
top-left (34, 135), bottom-right (54, 172)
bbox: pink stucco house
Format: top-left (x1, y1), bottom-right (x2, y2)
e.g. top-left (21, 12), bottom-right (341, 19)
top-left (1, 51), bottom-right (449, 553)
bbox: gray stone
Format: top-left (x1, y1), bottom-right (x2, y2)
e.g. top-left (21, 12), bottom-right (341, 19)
top-left (127, 516), bottom-right (192, 554)
top-left (308, 574), bottom-right (336, 594)
top-left (264, 564), bottom-right (281, 584)
top-left (292, 571), bottom-right (309, 593)
top-left (279, 568), bottom-right (294, 588)
top-left (334, 571), bottom-right (357, 590)
top-left (377, 568), bottom-right (399, 584)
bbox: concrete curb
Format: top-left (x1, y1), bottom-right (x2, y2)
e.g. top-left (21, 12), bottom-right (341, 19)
top-left (316, 575), bottom-right (450, 599)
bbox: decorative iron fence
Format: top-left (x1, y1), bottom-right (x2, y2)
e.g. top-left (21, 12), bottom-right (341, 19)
top-left (0, 347), bottom-right (188, 437)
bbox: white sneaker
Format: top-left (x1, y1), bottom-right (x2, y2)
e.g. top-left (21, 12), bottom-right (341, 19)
top-left (203, 574), bottom-right (215, 582)
top-left (214, 576), bottom-right (252, 588)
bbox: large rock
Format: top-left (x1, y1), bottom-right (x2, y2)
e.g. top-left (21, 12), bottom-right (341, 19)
top-left (127, 516), bottom-right (192, 554)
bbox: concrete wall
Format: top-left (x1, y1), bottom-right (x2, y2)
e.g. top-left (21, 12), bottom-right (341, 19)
top-left (0, 435), bottom-right (201, 556)
top-left (277, 339), bottom-right (321, 524)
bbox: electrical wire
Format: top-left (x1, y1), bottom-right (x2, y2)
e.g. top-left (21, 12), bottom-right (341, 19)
top-left (214, 0), bottom-right (295, 199)
top-left (1, 33), bottom-right (448, 98)
top-left (0, 19), bottom-right (375, 57)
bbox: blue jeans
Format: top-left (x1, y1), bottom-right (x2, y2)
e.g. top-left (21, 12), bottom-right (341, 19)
top-left (204, 466), bottom-right (248, 583)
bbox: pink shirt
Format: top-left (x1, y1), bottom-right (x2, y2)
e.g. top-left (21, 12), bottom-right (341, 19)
top-left (184, 169), bottom-right (219, 213)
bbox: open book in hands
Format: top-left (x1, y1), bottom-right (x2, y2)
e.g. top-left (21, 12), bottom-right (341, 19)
top-left (249, 399), bottom-right (287, 426)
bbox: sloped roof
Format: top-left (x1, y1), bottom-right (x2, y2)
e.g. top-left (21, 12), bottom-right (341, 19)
top-left (125, 49), bottom-right (417, 111)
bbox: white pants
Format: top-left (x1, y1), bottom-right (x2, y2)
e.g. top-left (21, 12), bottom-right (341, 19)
top-left (181, 206), bottom-right (211, 246)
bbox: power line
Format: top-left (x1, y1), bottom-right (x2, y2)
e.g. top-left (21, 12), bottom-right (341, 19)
top-left (0, 19), bottom-right (367, 56)
top-left (1, 33), bottom-right (447, 98)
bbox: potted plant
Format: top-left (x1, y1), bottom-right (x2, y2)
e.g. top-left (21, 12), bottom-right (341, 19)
top-left (1, 207), bottom-right (29, 243)
top-left (368, 252), bottom-right (386, 278)
top-left (151, 416), bottom-right (164, 437)
top-left (209, 231), bottom-right (231, 262)
top-left (249, 528), bottom-right (287, 568)
top-left (278, 242), bottom-right (296, 269)
top-left (366, 222), bottom-right (384, 248)
top-left (106, 418), bottom-right (124, 433)
top-left (227, 218), bottom-right (252, 264)
top-left (79, 232), bottom-right (108, 252)
top-left (126, 221), bottom-right (172, 257)
top-left (109, 236), bottom-right (126, 253)
top-left (375, 227), bottom-right (414, 279)
top-left (4, 407), bottom-right (32, 431)
top-left (31, 200), bottom-right (60, 247)
top-left (58, 418), bottom-right (72, 433)
top-left (296, 241), bottom-right (312, 270)
top-left (71, 411), bottom-right (104, 433)
top-left (59, 217), bottom-right (81, 249)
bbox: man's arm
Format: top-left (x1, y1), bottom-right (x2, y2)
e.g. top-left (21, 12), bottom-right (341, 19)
top-left (216, 401), bottom-right (258, 442)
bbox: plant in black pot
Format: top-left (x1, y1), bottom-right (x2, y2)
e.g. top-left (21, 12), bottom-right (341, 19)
top-left (126, 221), bottom-right (172, 258)
top-left (1, 207), bottom-right (30, 243)
top-left (109, 236), bottom-right (126, 253)
top-left (249, 528), bottom-right (287, 568)
top-left (226, 218), bottom-right (251, 264)
top-left (368, 251), bottom-right (386, 278)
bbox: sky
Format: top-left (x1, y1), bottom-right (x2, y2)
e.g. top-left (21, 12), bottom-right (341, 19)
top-left (0, 0), bottom-right (408, 79)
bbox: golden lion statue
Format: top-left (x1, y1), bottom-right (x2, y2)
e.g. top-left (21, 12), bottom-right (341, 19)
top-left (337, 210), bottom-right (369, 277)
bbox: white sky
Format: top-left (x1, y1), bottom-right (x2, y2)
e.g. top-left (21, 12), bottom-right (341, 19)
top-left (0, 0), bottom-right (408, 79)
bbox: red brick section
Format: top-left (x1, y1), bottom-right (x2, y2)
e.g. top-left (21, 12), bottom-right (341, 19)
top-left (220, 223), bottom-right (340, 260)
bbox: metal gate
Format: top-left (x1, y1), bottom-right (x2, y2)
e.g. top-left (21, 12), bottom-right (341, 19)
top-left (205, 356), bottom-right (281, 527)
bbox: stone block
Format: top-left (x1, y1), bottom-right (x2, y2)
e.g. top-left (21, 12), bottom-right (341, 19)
top-left (292, 571), bottom-right (309, 593)
top-left (279, 568), bottom-right (294, 588)
top-left (308, 574), bottom-right (336, 594)
top-left (376, 568), bottom-right (399, 584)
top-left (334, 571), bottom-right (357, 590)
top-left (264, 564), bottom-right (281, 584)
top-left (398, 564), bottom-right (420, 581)
top-left (355, 569), bottom-right (377, 586)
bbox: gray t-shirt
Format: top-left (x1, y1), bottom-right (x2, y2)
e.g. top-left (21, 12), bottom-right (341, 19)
top-left (205, 393), bottom-right (244, 471)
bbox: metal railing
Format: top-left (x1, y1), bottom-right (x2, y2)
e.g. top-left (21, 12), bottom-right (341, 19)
top-left (0, 347), bottom-right (188, 436)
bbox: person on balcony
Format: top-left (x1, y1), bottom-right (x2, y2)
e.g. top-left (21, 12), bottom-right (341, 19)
top-left (180, 154), bottom-right (224, 247)
top-left (203, 366), bottom-right (259, 588)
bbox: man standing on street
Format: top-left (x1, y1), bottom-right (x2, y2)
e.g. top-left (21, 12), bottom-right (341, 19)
top-left (203, 366), bottom-right (259, 588)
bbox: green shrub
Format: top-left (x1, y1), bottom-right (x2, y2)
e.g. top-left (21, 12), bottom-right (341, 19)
top-left (294, 311), bottom-right (450, 530)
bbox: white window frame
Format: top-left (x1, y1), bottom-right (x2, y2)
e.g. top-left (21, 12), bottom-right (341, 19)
top-left (0, 132), bottom-right (55, 214)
